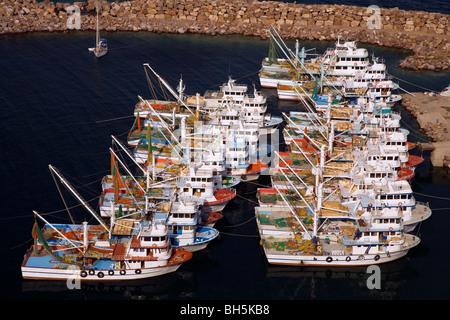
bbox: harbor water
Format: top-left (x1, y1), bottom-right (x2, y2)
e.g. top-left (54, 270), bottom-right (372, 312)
top-left (1, 27), bottom-right (450, 302)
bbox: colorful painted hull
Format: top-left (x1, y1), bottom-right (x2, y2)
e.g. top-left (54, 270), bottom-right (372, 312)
top-left (21, 247), bottom-right (192, 281)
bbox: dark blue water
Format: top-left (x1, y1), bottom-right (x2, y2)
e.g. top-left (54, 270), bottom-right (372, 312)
top-left (1, 28), bottom-right (450, 305)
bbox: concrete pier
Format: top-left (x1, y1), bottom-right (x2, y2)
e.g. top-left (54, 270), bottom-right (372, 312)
top-left (401, 92), bottom-right (450, 166)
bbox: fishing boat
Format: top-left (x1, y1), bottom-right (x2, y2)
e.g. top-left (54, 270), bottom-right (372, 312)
top-left (21, 214), bottom-right (192, 281)
top-left (178, 164), bottom-right (237, 213)
top-left (162, 198), bottom-right (220, 252)
top-left (255, 146), bottom-right (421, 266)
top-left (88, 2), bottom-right (107, 58)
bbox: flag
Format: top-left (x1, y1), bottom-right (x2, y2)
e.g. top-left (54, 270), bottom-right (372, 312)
top-left (110, 151), bottom-right (120, 203)
top-left (31, 221), bottom-right (39, 239)
top-left (146, 123), bottom-right (152, 163)
top-left (137, 113), bottom-right (141, 132)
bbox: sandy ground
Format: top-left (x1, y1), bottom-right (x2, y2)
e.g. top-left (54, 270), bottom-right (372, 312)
top-left (400, 91), bottom-right (450, 166)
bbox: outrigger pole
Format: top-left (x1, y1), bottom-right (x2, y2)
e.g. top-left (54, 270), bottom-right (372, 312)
top-left (48, 165), bottom-right (110, 233)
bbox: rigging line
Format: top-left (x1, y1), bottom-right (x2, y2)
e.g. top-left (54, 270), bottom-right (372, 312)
top-left (64, 115), bottom-right (134, 126)
top-left (95, 115), bottom-right (135, 124)
top-left (0, 196), bottom-right (103, 221)
top-left (241, 179), bottom-right (272, 188)
top-left (4, 238), bottom-right (33, 251)
top-left (219, 216), bottom-right (256, 228)
top-left (391, 74), bottom-right (439, 93)
top-left (413, 192), bottom-right (450, 200)
top-left (57, 168), bottom-right (102, 197)
top-left (77, 168), bottom-right (110, 179)
top-left (50, 168), bottom-right (76, 225)
top-left (218, 231), bottom-right (259, 238)
top-left (399, 119), bottom-right (431, 142)
top-left (145, 66), bottom-right (159, 100)
top-left (234, 192), bottom-right (259, 205)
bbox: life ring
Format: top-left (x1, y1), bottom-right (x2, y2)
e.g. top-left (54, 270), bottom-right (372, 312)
top-left (354, 62), bottom-right (357, 66)
top-left (331, 62), bottom-right (335, 66)
top-left (135, 269), bottom-right (142, 274)
top-left (254, 109), bottom-right (257, 112)
top-left (358, 255), bottom-right (365, 261)
top-left (120, 270), bottom-right (126, 275)
top-left (371, 180), bottom-right (375, 184)
top-left (346, 256), bottom-right (351, 262)
top-left (326, 256), bottom-right (333, 263)
top-left (365, 227), bottom-right (370, 231)
top-left (152, 243), bottom-right (158, 247)
top-left (108, 270), bottom-right (114, 276)
top-left (202, 184), bottom-right (206, 188)
top-left (88, 269), bottom-right (95, 275)
top-left (97, 271), bottom-right (104, 278)
top-left (374, 254), bottom-right (380, 261)
top-left (80, 270), bottom-right (88, 278)
top-left (243, 108), bottom-right (247, 112)
top-left (398, 202), bottom-right (403, 206)
top-left (387, 138), bottom-right (390, 142)
top-left (186, 183), bottom-right (190, 187)
top-left (368, 203), bottom-right (373, 207)
top-left (389, 227), bottom-right (393, 231)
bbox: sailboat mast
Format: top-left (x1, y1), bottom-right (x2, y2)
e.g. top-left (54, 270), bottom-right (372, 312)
top-left (95, 2), bottom-right (99, 49)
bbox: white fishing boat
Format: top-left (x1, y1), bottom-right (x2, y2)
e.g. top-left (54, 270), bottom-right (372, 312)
top-left (256, 148), bottom-right (421, 266)
top-left (165, 197), bottom-right (220, 252)
top-left (202, 78), bottom-right (248, 111)
top-left (21, 166), bottom-right (192, 281)
top-left (21, 216), bottom-right (192, 281)
top-left (177, 164), bottom-right (237, 213)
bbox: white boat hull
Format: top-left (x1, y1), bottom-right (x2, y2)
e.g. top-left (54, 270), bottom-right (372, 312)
top-left (21, 264), bottom-right (183, 281)
top-left (264, 251), bottom-right (409, 266)
top-left (261, 234), bottom-right (420, 267)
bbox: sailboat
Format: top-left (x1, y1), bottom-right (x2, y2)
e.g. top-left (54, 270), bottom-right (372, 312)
top-left (88, 2), bottom-right (107, 58)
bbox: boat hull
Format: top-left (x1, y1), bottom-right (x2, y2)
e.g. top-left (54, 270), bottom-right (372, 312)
top-left (261, 234), bottom-right (420, 267)
top-left (21, 249), bottom-right (192, 282)
top-left (264, 250), bottom-right (409, 267)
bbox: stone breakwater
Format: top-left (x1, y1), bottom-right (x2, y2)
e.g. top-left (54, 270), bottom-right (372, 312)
top-left (1, 0), bottom-right (449, 71)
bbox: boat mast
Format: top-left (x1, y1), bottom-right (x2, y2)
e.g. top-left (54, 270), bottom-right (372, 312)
top-left (95, 1), bottom-right (99, 51)
top-left (143, 63), bottom-right (196, 117)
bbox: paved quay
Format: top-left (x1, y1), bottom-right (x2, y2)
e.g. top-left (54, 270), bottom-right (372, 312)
top-left (401, 92), bottom-right (450, 166)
